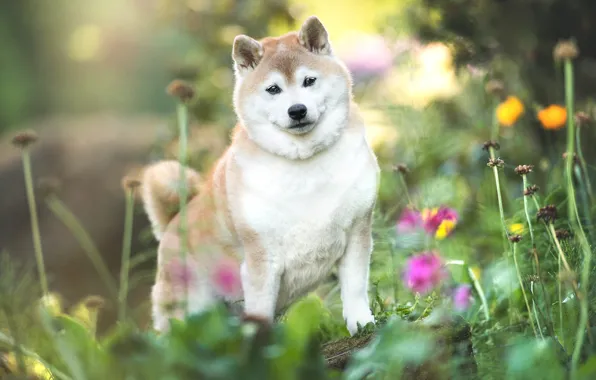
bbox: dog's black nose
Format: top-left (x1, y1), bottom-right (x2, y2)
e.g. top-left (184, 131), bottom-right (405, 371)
top-left (288, 104), bottom-right (307, 120)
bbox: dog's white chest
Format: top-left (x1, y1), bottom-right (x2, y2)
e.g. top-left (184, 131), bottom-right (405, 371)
top-left (233, 133), bottom-right (378, 308)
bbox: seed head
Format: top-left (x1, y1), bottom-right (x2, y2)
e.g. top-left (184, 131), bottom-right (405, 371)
top-left (121, 176), bottom-right (141, 192)
top-left (166, 79), bottom-right (195, 102)
top-left (487, 157), bottom-right (504, 168)
top-left (575, 111), bottom-right (591, 126)
top-left (553, 40), bottom-right (579, 61)
top-left (37, 177), bottom-right (61, 198)
top-left (11, 130), bottom-right (38, 149)
top-left (562, 152), bottom-right (580, 164)
top-left (526, 274), bottom-right (540, 283)
top-left (524, 184), bottom-right (539, 196)
top-left (83, 295), bottom-right (106, 310)
top-left (514, 164), bottom-right (534, 175)
top-left (537, 204), bottom-right (557, 223)
top-left (484, 80), bottom-right (505, 97)
top-left (392, 163), bottom-right (409, 175)
top-left (508, 234), bottom-right (522, 243)
top-left (482, 140), bottom-right (500, 151)
top-left (555, 229), bottom-right (571, 240)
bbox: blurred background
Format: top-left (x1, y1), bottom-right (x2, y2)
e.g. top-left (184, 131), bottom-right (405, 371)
top-left (2, 0), bottom-right (596, 332)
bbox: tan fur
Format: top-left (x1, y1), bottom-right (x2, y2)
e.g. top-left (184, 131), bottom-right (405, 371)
top-left (238, 32), bottom-right (350, 98)
top-left (141, 160), bottom-right (201, 241)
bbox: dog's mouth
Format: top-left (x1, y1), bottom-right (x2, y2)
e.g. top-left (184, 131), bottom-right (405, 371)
top-left (287, 121), bottom-right (315, 134)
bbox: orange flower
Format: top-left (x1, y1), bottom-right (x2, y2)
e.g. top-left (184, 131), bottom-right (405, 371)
top-left (538, 105), bottom-right (567, 130)
top-left (496, 96), bottom-right (524, 127)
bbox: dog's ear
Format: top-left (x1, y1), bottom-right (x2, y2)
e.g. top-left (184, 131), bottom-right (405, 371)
top-left (232, 35), bottom-right (263, 75)
top-left (298, 16), bottom-right (332, 55)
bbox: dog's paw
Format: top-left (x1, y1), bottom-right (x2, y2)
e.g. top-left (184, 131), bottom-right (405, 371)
top-left (345, 309), bottom-right (375, 336)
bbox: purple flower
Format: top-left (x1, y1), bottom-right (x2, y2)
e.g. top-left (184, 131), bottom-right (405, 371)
top-left (396, 208), bottom-right (422, 233)
top-left (453, 284), bottom-right (473, 311)
top-left (403, 252), bottom-right (447, 294)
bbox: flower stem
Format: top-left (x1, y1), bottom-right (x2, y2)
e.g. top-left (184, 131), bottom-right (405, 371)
top-left (21, 149), bottom-right (49, 296)
top-left (398, 173), bottom-right (414, 208)
top-left (521, 175), bottom-right (536, 247)
top-left (118, 188), bottom-right (135, 322)
top-left (564, 58), bottom-right (594, 376)
top-left (530, 281), bottom-right (545, 340)
top-left (575, 122), bottom-right (594, 206)
top-left (176, 102), bottom-right (190, 317)
top-left (512, 243), bottom-right (538, 337)
top-left (488, 146), bottom-right (513, 320)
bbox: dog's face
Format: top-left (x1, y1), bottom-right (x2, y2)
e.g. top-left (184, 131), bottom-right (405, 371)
top-left (232, 16), bottom-right (352, 160)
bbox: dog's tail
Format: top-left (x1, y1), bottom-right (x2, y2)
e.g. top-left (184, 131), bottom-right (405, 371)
top-left (141, 160), bottom-right (201, 241)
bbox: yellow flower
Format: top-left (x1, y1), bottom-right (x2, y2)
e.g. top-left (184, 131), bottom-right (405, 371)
top-left (508, 223), bottom-right (525, 235)
top-left (496, 96), bottom-right (524, 126)
top-left (538, 105), bottom-right (567, 130)
top-left (435, 219), bottom-right (456, 240)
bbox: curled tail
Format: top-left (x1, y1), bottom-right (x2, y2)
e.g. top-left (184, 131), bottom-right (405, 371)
top-left (141, 160), bottom-right (201, 241)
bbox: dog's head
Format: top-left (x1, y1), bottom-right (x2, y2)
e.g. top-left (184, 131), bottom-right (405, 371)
top-left (231, 16), bottom-right (352, 160)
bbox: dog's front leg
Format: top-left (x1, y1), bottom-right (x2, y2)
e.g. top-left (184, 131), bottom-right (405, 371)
top-left (240, 238), bottom-right (280, 321)
top-left (339, 211), bottom-right (375, 336)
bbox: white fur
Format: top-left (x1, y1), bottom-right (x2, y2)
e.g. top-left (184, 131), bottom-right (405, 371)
top-left (234, 64), bottom-right (350, 160)
top-left (229, 111), bottom-right (379, 335)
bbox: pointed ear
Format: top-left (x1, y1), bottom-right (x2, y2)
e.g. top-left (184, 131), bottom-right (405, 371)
top-left (298, 16), bottom-right (332, 55)
top-left (232, 35), bottom-right (263, 74)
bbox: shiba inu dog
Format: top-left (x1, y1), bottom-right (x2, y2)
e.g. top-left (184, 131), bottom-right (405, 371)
top-left (141, 16), bottom-right (380, 335)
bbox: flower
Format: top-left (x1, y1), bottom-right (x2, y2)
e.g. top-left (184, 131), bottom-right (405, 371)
top-left (496, 96), bottom-right (524, 126)
top-left (396, 208), bottom-right (422, 233)
top-left (524, 184), bottom-right (539, 196)
top-left (453, 284), bottom-right (473, 311)
top-left (166, 79), bottom-right (195, 102)
top-left (508, 223), bottom-right (525, 235)
top-left (396, 206), bottom-right (459, 239)
top-left (11, 130), bottom-right (39, 148)
top-left (487, 158), bottom-right (505, 168)
top-left (553, 40), bottom-right (579, 61)
top-left (403, 252), bottom-right (447, 294)
top-left (421, 207), bottom-right (459, 239)
top-left (211, 258), bottom-right (242, 297)
top-left (514, 165), bottom-right (534, 175)
top-left (538, 105), bottom-right (567, 130)
top-left (166, 257), bottom-right (195, 290)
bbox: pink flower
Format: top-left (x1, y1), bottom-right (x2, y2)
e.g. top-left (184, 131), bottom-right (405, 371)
top-left (396, 206), bottom-right (459, 240)
top-left (340, 34), bottom-right (394, 79)
top-left (211, 258), bottom-right (242, 298)
top-left (403, 252), bottom-right (447, 294)
top-left (396, 208), bottom-right (422, 233)
top-left (453, 284), bottom-right (473, 311)
top-left (421, 207), bottom-right (459, 239)
top-left (166, 257), bottom-right (195, 290)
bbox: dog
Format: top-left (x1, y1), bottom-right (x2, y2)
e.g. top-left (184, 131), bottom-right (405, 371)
top-left (141, 16), bottom-right (380, 335)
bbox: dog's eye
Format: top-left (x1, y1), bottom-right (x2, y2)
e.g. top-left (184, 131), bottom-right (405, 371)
top-left (303, 77), bottom-right (317, 87)
top-left (266, 84), bottom-right (282, 95)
